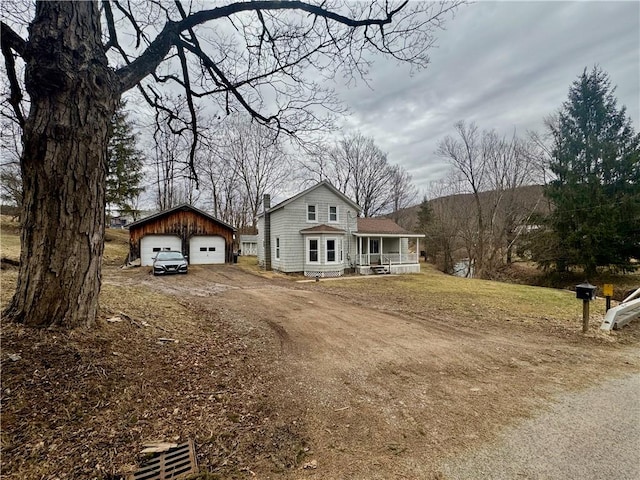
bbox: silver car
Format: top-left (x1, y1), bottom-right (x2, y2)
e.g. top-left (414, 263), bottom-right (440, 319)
top-left (152, 251), bottom-right (188, 275)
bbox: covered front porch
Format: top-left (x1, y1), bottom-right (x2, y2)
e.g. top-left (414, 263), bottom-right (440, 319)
top-left (354, 233), bottom-right (423, 275)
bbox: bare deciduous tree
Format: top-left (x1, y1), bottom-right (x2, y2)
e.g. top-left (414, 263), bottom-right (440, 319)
top-left (337, 133), bottom-right (391, 216)
top-left (223, 116), bottom-right (290, 227)
top-left (436, 121), bottom-right (544, 277)
top-left (302, 132), bottom-right (416, 217)
top-left (150, 115), bottom-right (200, 211)
top-left (197, 115), bottom-right (291, 229)
top-left (198, 138), bottom-right (243, 225)
top-left (437, 121), bottom-right (488, 275)
top-left (0, 118), bottom-right (23, 210)
top-left (388, 164), bottom-right (418, 228)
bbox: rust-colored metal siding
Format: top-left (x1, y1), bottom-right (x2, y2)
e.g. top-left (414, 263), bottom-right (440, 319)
top-left (129, 209), bottom-right (235, 263)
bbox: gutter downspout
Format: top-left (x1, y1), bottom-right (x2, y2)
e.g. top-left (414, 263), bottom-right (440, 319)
top-left (263, 194), bottom-right (272, 271)
top-left (347, 210), bottom-right (353, 269)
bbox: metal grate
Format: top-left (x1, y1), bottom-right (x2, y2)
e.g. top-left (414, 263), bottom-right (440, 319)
top-left (128, 440), bottom-right (198, 480)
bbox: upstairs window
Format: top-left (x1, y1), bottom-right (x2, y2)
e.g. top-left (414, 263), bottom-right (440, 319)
top-left (328, 206), bottom-right (338, 223)
top-left (307, 204), bottom-right (317, 222)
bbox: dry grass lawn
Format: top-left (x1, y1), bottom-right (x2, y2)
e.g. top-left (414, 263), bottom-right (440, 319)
top-left (1, 231), bottom-right (639, 479)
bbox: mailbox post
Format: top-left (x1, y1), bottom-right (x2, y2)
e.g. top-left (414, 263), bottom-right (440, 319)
top-left (576, 281), bottom-right (597, 333)
top-left (603, 284), bottom-right (614, 312)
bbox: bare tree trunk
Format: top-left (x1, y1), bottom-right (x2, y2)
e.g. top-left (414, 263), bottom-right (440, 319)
top-left (3, 2), bottom-right (118, 328)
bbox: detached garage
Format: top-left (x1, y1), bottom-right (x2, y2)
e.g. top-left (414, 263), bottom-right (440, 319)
top-left (128, 204), bottom-right (236, 265)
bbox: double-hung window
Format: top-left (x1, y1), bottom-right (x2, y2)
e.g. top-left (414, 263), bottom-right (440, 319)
top-left (308, 238), bottom-right (319, 262)
top-left (326, 238), bottom-right (338, 263)
top-left (307, 204), bottom-right (317, 222)
top-left (275, 237), bottom-right (280, 260)
top-left (326, 239), bottom-right (336, 262)
top-left (328, 205), bottom-right (338, 223)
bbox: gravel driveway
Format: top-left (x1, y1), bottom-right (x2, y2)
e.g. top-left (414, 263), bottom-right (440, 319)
top-left (101, 265), bottom-right (640, 478)
top-left (440, 373), bottom-right (640, 479)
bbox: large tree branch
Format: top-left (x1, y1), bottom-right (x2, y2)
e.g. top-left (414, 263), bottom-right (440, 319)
top-left (101, 0), bottom-right (118, 49)
top-left (0, 21), bottom-right (27, 127)
top-left (0, 22), bottom-right (27, 57)
top-left (175, 42), bottom-right (199, 185)
top-left (116, 0), bottom-right (409, 92)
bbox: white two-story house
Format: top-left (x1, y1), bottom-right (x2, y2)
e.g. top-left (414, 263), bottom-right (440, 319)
top-left (257, 181), bottom-right (424, 277)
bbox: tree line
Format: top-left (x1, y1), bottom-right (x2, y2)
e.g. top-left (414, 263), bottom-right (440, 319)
top-left (419, 67), bottom-right (639, 279)
top-left (2, 100), bottom-right (419, 230)
top-left (47, 99), bottom-right (416, 231)
top-left (418, 122), bottom-right (546, 278)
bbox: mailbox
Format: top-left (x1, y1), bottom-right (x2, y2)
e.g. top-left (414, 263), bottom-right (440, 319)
top-left (576, 281), bottom-right (596, 301)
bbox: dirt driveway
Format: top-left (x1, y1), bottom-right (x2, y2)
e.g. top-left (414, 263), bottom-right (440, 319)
top-left (105, 264), bottom-right (640, 479)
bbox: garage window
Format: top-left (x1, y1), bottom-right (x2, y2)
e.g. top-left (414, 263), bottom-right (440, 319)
top-left (200, 247), bottom-right (207, 251)
top-left (208, 247), bottom-right (216, 251)
top-left (153, 247), bottom-right (161, 252)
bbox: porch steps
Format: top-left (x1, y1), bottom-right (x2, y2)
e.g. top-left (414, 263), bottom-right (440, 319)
top-left (371, 265), bottom-right (389, 275)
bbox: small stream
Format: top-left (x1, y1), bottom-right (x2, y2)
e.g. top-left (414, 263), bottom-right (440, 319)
top-left (453, 258), bottom-right (474, 278)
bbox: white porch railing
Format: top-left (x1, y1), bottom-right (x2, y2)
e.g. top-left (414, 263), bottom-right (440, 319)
top-left (356, 253), bottom-right (419, 266)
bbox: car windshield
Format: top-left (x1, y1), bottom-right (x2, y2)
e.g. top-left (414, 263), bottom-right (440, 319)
top-left (155, 252), bottom-right (184, 261)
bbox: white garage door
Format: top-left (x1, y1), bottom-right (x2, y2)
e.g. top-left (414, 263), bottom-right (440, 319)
top-left (189, 236), bottom-right (225, 264)
top-left (140, 235), bottom-right (182, 266)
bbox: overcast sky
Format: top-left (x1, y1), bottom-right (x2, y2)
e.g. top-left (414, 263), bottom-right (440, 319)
top-left (334, 1), bottom-right (640, 197)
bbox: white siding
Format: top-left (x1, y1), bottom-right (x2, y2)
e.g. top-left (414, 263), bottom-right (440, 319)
top-left (240, 241), bottom-right (257, 256)
top-left (257, 216), bottom-right (265, 266)
top-left (268, 184), bottom-right (358, 273)
top-left (270, 208), bottom-right (303, 272)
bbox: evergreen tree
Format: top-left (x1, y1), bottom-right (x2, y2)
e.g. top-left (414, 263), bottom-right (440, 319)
top-left (417, 195), bottom-right (433, 232)
top-left (417, 195), bottom-right (457, 274)
top-left (106, 103), bottom-right (144, 217)
top-left (544, 67), bottom-right (640, 274)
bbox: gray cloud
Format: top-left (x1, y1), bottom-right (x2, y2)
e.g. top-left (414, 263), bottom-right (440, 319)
top-left (334, 1), bottom-right (640, 196)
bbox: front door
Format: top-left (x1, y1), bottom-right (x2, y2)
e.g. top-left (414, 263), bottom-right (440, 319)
top-left (369, 239), bottom-right (379, 254)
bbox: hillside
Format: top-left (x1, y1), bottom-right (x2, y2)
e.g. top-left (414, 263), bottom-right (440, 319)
top-left (391, 184), bottom-right (547, 232)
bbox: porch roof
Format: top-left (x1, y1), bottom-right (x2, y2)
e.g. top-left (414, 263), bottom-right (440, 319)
top-left (355, 218), bottom-right (425, 238)
top-left (300, 224), bottom-right (346, 235)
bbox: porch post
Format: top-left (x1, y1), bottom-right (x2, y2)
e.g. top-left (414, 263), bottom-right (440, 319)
top-left (416, 237), bottom-right (420, 264)
top-left (399, 237), bottom-right (402, 264)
